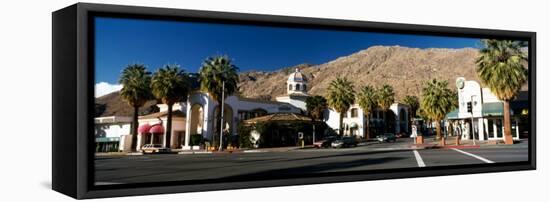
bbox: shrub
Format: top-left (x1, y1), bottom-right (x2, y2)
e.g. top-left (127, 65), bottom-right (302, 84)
top-left (190, 134), bottom-right (203, 146)
top-left (237, 123), bottom-right (253, 148)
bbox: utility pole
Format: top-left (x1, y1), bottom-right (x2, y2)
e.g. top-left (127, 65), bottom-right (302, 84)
top-left (219, 80), bottom-right (225, 151)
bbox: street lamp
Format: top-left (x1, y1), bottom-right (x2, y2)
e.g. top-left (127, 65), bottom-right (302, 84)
top-left (219, 80), bottom-right (225, 152)
top-left (470, 95), bottom-right (476, 146)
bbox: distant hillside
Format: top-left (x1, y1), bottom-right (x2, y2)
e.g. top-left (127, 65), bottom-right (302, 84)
top-left (238, 46), bottom-right (528, 101)
top-left (95, 91), bottom-right (159, 117)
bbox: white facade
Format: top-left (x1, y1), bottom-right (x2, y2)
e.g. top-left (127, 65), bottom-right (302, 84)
top-left (94, 116), bottom-right (132, 152)
top-left (450, 77), bottom-right (521, 141)
top-left (325, 103), bottom-right (409, 138)
top-left (136, 112), bottom-right (186, 151)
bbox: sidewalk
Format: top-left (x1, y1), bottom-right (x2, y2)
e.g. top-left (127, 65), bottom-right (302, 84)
top-left (412, 136), bottom-right (528, 149)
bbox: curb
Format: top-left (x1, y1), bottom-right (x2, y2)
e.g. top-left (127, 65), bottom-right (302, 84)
top-left (178, 151), bottom-right (213, 154)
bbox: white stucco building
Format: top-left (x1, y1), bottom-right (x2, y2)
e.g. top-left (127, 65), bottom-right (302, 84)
top-left (325, 103), bottom-right (409, 138)
top-left (446, 77), bottom-right (529, 141)
top-left (94, 116), bottom-right (131, 152)
top-left (105, 68), bottom-right (412, 151)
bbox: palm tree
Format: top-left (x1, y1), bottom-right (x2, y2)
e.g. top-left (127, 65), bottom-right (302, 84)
top-left (119, 64), bottom-right (152, 151)
top-left (151, 65), bottom-right (190, 148)
top-left (476, 39), bottom-right (527, 144)
top-left (198, 56), bottom-right (239, 149)
top-left (306, 95), bottom-right (328, 143)
top-left (327, 77), bottom-right (355, 136)
top-left (357, 85), bottom-right (378, 139)
top-left (306, 95), bottom-right (328, 121)
top-left (420, 79), bottom-right (455, 140)
top-left (403, 95), bottom-right (419, 133)
top-left (377, 84), bottom-right (395, 133)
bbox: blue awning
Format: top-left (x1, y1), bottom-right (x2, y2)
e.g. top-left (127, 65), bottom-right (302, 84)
top-left (446, 109), bottom-right (459, 119)
top-left (95, 137), bottom-right (120, 143)
top-left (482, 103), bottom-right (504, 116)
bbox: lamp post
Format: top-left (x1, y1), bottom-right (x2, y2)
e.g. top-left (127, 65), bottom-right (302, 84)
top-left (470, 95), bottom-right (476, 146)
top-left (219, 80), bottom-right (225, 152)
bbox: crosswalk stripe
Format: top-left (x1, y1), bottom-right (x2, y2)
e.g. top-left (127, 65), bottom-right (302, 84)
top-left (413, 150), bottom-right (426, 167)
top-left (451, 148), bottom-right (495, 163)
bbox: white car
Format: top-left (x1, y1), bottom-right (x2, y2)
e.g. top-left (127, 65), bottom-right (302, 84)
top-left (141, 144), bottom-right (170, 154)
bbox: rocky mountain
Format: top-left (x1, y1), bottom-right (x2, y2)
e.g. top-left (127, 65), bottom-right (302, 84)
top-left (239, 46), bottom-right (485, 101)
top-left (95, 91), bottom-right (159, 117)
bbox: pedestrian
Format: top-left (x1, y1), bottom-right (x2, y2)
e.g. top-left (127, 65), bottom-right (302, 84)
top-left (410, 125), bottom-right (418, 144)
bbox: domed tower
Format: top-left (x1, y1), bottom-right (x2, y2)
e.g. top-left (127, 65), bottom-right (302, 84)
top-left (286, 68), bottom-right (308, 95)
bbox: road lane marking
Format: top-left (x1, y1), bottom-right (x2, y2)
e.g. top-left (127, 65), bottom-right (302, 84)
top-left (413, 150), bottom-right (426, 167)
top-left (451, 148), bottom-right (495, 163)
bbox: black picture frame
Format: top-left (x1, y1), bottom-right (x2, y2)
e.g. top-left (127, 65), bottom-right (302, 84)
top-left (52, 3), bottom-right (536, 199)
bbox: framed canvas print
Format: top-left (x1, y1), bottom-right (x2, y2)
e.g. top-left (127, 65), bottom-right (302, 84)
top-left (52, 3), bottom-right (536, 199)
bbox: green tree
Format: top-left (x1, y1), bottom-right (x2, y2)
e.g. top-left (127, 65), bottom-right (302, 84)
top-left (198, 56), bottom-right (239, 148)
top-left (420, 79), bottom-right (455, 140)
top-left (327, 77), bottom-right (355, 136)
top-left (476, 39), bottom-right (527, 144)
top-left (306, 95), bottom-right (328, 143)
top-left (305, 95), bottom-right (328, 121)
top-left (403, 95), bottom-right (419, 133)
top-left (377, 84), bottom-right (395, 133)
top-left (357, 85), bottom-right (378, 139)
top-left (151, 65), bottom-right (190, 148)
top-left (119, 64), bottom-right (152, 151)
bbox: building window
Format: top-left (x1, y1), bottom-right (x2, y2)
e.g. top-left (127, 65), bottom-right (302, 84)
top-left (296, 84), bottom-right (301, 91)
top-left (289, 84), bottom-right (293, 91)
top-left (351, 108), bottom-right (358, 118)
top-left (303, 84), bottom-right (307, 91)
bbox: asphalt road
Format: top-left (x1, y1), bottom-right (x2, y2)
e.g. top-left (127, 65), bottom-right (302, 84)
top-left (94, 143), bottom-right (528, 185)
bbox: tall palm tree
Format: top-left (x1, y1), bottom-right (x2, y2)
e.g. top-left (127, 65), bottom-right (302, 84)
top-left (306, 95), bottom-right (328, 143)
top-left (327, 77), bottom-right (355, 136)
top-left (420, 79), bottom-right (455, 140)
top-left (119, 64), bottom-right (152, 151)
top-left (357, 85), bottom-right (378, 139)
top-left (476, 39), bottom-right (527, 144)
top-left (377, 84), bottom-right (395, 133)
top-left (403, 95), bottom-right (419, 133)
top-left (151, 65), bottom-right (190, 148)
top-left (198, 56), bottom-right (239, 148)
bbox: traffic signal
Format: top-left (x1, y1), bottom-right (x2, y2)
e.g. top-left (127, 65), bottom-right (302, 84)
top-left (467, 102), bottom-right (472, 113)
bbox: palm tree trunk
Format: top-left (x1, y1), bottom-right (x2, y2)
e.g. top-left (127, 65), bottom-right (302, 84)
top-left (365, 115), bottom-right (370, 139)
top-left (214, 102), bottom-right (223, 147)
top-left (435, 120), bottom-right (442, 140)
top-left (339, 113), bottom-right (344, 136)
top-left (383, 110), bottom-right (387, 133)
top-left (131, 106), bottom-right (139, 152)
top-left (503, 101), bottom-right (513, 144)
top-left (165, 104), bottom-right (173, 148)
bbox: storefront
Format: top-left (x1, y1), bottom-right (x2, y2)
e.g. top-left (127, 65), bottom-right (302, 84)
top-left (446, 78), bottom-right (528, 141)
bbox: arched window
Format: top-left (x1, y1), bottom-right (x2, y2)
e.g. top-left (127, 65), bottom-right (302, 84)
top-left (289, 84), bottom-right (293, 91)
top-left (296, 84), bottom-right (301, 91)
top-left (303, 84), bottom-right (307, 91)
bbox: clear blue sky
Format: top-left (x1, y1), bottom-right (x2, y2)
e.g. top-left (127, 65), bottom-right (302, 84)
top-left (95, 17), bottom-right (481, 84)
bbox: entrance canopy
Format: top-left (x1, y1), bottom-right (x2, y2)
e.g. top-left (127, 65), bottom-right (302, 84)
top-left (482, 102), bottom-right (504, 116)
top-left (446, 109), bottom-right (459, 120)
top-left (243, 113), bottom-right (312, 125)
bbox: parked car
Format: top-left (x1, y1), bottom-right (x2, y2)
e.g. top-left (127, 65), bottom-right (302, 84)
top-left (313, 136), bottom-right (337, 148)
top-left (141, 144), bottom-right (171, 154)
top-left (377, 133), bottom-right (397, 143)
top-left (331, 136), bottom-right (358, 148)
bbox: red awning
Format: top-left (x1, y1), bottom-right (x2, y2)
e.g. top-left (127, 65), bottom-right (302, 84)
top-left (149, 124), bottom-right (164, 134)
top-left (138, 123), bottom-right (151, 134)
